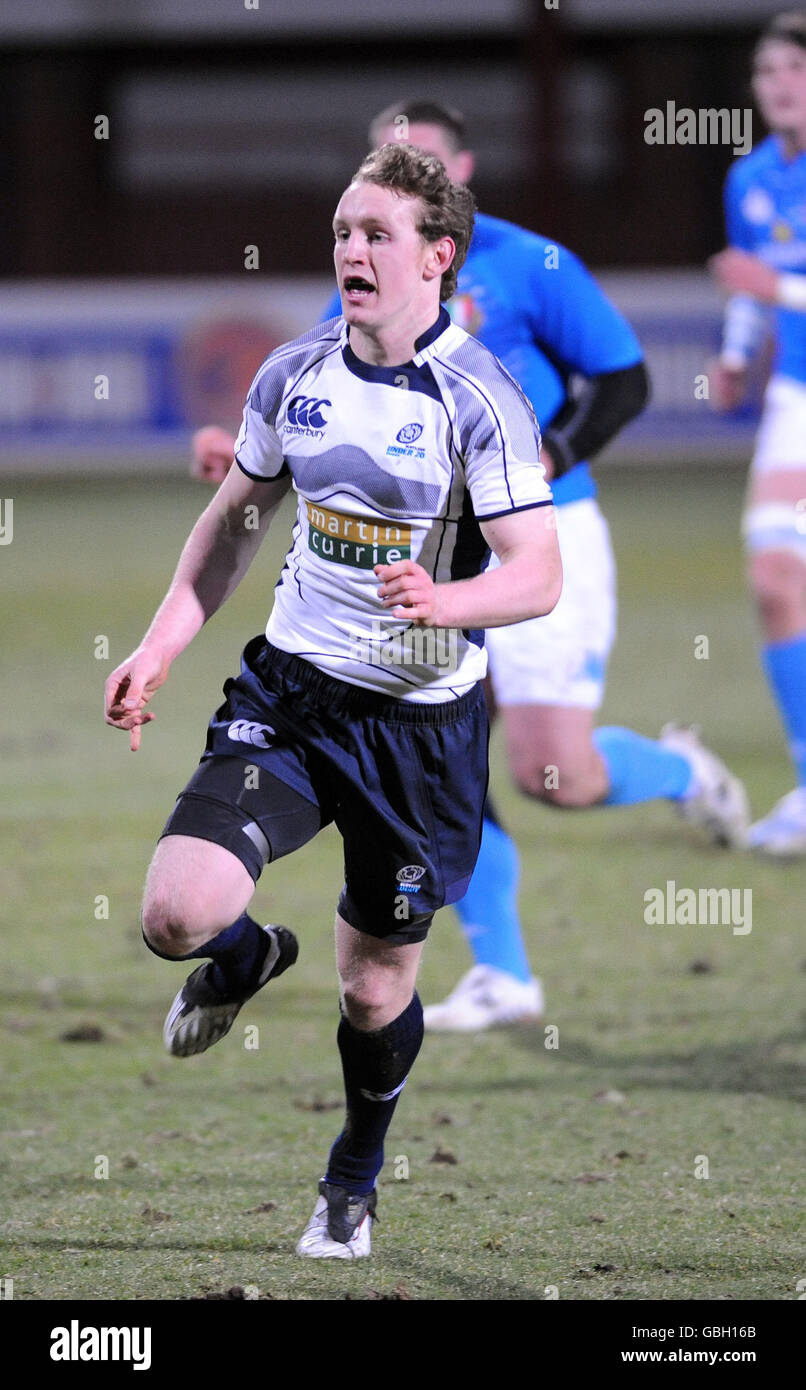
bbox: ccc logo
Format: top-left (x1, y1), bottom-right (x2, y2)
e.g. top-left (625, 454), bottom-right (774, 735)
top-left (287, 395), bottom-right (331, 429)
top-left (227, 720), bottom-right (276, 749)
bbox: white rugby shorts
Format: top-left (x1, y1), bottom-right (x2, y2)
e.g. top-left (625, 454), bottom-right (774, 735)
top-left (751, 374), bottom-right (806, 474)
top-left (486, 497), bottom-right (616, 709)
top-left (743, 374), bottom-right (806, 559)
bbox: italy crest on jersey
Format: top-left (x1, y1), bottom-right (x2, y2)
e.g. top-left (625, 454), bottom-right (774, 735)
top-left (447, 291), bottom-right (485, 336)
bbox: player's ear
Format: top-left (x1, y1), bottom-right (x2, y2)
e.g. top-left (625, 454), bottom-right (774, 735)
top-left (423, 236), bottom-right (456, 285)
top-left (455, 150), bottom-right (474, 184)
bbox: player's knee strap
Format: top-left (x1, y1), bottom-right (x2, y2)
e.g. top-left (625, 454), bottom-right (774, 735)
top-left (159, 755), bottom-right (323, 883)
top-left (743, 502), bottom-right (806, 560)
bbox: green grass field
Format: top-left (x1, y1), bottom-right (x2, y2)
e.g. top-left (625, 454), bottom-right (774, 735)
top-left (2, 465), bottom-right (805, 1302)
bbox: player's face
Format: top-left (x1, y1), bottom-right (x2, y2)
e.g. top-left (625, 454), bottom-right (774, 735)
top-left (752, 39), bottom-right (806, 136)
top-left (374, 122), bottom-right (473, 185)
top-left (333, 181), bottom-right (443, 333)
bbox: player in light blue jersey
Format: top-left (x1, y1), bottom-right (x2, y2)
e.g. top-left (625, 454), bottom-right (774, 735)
top-left (354, 103), bottom-right (750, 1031)
top-left (710, 10), bottom-right (806, 856)
top-left (193, 102), bottom-right (750, 1031)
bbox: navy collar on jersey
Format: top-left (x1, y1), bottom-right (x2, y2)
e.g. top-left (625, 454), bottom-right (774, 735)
top-left (342, 305), bottom-right (451, 397)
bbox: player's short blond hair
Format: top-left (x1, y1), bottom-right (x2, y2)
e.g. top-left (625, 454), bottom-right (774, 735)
top-left (350, 142), bottom-right (476, 302)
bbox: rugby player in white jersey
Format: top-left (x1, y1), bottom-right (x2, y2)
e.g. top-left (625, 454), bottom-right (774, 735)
top-left (105, 143), bottom-right (561, 1258)
top-left (710, 10), bottom-right (806, 855)
top-left (194, 102), bottom-right (750, 1036)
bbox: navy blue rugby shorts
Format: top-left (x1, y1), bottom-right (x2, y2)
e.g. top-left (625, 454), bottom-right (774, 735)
top-left (160, 636), bottom-right (490, 944)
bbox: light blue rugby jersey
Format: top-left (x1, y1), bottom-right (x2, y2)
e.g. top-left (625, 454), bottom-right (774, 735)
top-left (322, 211), bottom-right (643, 505)
top-left (725, 134), bottom-right (806, 385)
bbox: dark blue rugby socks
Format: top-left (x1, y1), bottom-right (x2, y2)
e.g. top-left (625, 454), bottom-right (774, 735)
top-left (325, 992), bottom-right (424, 1194)
top-left (186, 912), bottom-right (271, 998)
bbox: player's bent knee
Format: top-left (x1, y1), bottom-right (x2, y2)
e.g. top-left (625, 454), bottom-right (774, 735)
top-left (511, 757), bottom-right (602, 807)
top-left (340, 975), bottom-right (415, 1030)
top-left (140, 905), bottom-right (196, 959)
top-left (750, 551), bottom-right (806, 616)
top-left (340, 977), bottom-right (392, 1018)
top-left (142, 833), bottom-right (255, 954)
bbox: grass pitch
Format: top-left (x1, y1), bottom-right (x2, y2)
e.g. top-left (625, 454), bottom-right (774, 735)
top-left (1, 464), bottom-right (805, 1301)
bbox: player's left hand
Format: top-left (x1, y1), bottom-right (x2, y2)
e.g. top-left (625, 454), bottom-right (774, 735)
top-left (375, 560), bottom-right (445, 626)
top-left (709, 249), bottom-right (779, 303)
top-left (190, 426), bottom-right (237, 484)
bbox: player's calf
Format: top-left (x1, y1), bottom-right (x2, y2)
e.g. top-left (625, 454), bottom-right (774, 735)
top-left (749, 549), bottom-right (806, 642)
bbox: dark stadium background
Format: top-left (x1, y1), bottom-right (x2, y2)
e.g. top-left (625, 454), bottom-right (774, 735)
top-left (0, 0), bottom-right (780, 275)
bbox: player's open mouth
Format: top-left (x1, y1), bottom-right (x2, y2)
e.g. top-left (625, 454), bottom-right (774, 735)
top-left (343, 277), bottom-right (376, 299)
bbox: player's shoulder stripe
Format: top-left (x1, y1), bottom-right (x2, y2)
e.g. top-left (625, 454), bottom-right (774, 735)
top-left (433, 331), bottom-right (539, 424)
top-left (249, 319), bottom-right (344, 419)
top-left (253, 317), bottom-right (343, 381)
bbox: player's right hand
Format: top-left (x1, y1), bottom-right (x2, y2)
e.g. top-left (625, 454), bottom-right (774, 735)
top-left (190, 426), bottom-right (237, 484)
top-left (104, 645), bottom-right (172, 752)
top-left (706, 357), bottom-right (748, 413)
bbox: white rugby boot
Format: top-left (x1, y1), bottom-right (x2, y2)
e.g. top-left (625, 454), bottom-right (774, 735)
top-left (423, 964), bottom-right (544, 1032)
top-left (296, 1181), bottom-right (376, 1259)
top-left (747, 787), bottom-right (806, 856)
top-left (163, 924), bottom-right (298, 1058)
top-left (660, 724), bottom-right (750, 849)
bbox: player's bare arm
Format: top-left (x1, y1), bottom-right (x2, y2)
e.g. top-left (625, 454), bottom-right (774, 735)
top-left (105, 465), bottom-right (291, 750)
top-left (375, 505), bottom-right (562, 629)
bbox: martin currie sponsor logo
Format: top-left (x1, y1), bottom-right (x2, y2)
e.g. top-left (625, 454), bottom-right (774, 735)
top-left (306, 501), bottom-right (411, 569)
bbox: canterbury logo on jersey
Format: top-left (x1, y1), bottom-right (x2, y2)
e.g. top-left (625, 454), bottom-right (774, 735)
top-left (286, 395), bottom-right (331, 433)
top-left (227, 720), bottom-right (276, 748)
top-left (305, 501), bottom-right (411, 569)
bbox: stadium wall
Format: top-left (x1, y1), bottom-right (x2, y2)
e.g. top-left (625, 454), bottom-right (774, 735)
top-left (0, 273), bottom-right (762, 473)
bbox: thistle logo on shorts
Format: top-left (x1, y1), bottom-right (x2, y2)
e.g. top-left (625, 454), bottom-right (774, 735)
top-left (227, 719), bottom-right (276, 748)
top-left (306, 501), bottom-right (411, 569)
top-left (396, 864), bottom-right (426, 894)
top-left (286, 395), bottom-right (331, 436)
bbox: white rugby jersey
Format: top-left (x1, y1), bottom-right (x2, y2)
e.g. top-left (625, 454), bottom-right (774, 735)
top-left (234, 305), bottom-right (552, 701)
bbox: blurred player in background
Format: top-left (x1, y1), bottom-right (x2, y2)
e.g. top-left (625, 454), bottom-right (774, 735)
top-left (107, 144), bottom-right (561, 1257)
top-left (195, 100), bottom-right (750, 1033)
top-left (710, 10), bottom-right (806, 857)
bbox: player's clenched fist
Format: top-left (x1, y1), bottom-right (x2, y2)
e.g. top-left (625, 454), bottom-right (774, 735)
top-left (375, 559), bottom-right (446, 626)
top-left (705, 356), bottom-right (748, 413)
top-left (104, 645), bottom-right (172, 752)
top-left (190, 426), bottom-right (236, 484)
top-left (709, 248), bottom-right (779, 303)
